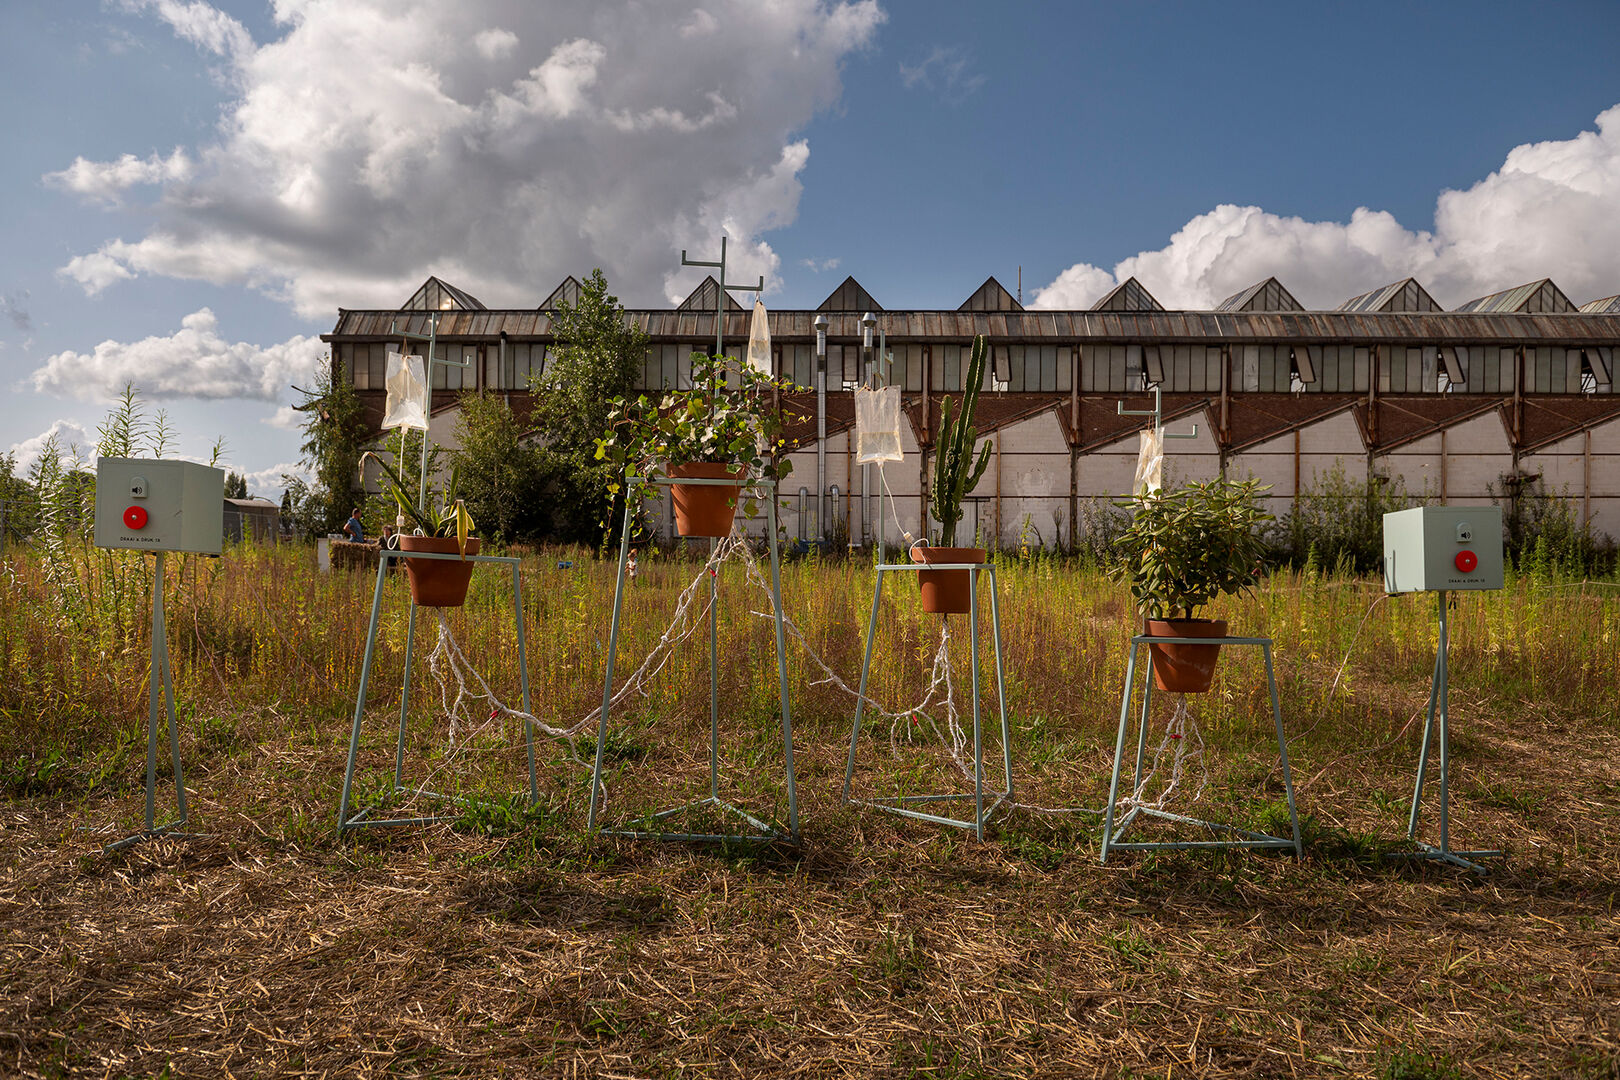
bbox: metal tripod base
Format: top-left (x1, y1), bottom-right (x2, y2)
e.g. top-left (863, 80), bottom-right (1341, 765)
top-left (600, 794), bottom-right (786, 844)
top-left (338, 549), bottom-right (536, 835)
top-left (106, 552), bottom-right (198, 854)
top-left (588, 477), bottom-right (799, 846)
top-left (842, 562), bottom-right (1012, 842)
top-left (1389, 591), bottom-right (1503, 874)
top-left (1101, 635), bottom-right (1302, 863)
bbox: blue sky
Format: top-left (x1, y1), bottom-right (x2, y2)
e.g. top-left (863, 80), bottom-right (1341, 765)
top-left (5, 0), bottom-right (1620, 495)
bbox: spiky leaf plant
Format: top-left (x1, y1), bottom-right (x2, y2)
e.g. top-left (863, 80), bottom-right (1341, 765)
top-left (358, 450), bottom-right (475, 556)
top-left (930, 335), bottom-right (994, 547)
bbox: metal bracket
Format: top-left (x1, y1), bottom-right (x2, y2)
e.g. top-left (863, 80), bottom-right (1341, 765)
top-left (1100, 634), bottom-right (1302, 862)
top-left (588, 476), bottom-right (799, 844)
top-left (105, 551), bottom-right (201, 853)
top-left (337, 549), bottom-right (536, 834)
top-left (1390, 590), bottom-right (1504, 873)
top-left (1117, 384), bottom-right (1198, 440)
top-left (681, 235), bottom-right (765, 361)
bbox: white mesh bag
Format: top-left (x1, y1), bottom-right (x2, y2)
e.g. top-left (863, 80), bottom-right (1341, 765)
top-left (746, 299), bottom-right (772, 377)
top-left (855, 385), bottom-right (903, 464)
top-left (1133, 428), bottom-right (1163, 495)
top-left (382, 351), bottom-right (429, 431)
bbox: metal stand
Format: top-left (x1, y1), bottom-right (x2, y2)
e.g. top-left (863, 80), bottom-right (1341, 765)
top-left (841, 562), bottom-right (1011, 841)
top-left (1393, 591), bottom-right (1503, 873)
top-left (588, 477), bottom-right (799, 844)
top-left (338, 548), bottom-right (535, 834)
top-left (106, 551), bottom-right (195, 853)
top-left (1101, 634), bottom-right (1302, 862)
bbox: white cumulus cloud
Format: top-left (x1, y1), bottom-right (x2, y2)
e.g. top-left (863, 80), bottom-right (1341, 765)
top-left (29, 309), bottom-right (328, 403)
top-left (116, 0), bottom-right (254, 59)
top-left (11, 420), bottom-right (94, 472)
top-left (52, 0), bottom-right (885, 317)
top-left (45, 148), bottom-right (193, 207)
top-left (1031, 103), bottom-right (1620, 311)
top-left (242, 462), bottom-right (311, 500)
top-left (263, 405), bottom-right (303, 430)
top-left (473, 27), bottom-right (518, 59)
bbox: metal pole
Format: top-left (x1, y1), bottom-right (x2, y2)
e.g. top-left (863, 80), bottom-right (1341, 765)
top-left (815, 313), bottom-right (828, 544)
top-left (339, 553), bottom-right (391, 832)
top-left (1265, 642), bottom-right (1303, 858)
top-left (589, 491), bottom-right (637, 831)
top-left (514, 562), bottom-right (537, 804)
top-left (681, 235), bottom-right (764, 363)
top-left (988, 565), bottom-right (1013, 798)
top-left (969, 571), bottom-right (984, 841)
top-left (1437, 590), bottom-right (1451, 853)
top-left (1101, 642), bottom-right (1141, 862)
top-left (767, 490), bottom-right (799, 839)
top-left (708, 536), bottom-right (720, 800)
top-left (418, 314), bottom-right (437, 513)
top-left (843, 567), bottom-right (886, 803)
top-left (394, 600), bottom-right (417, 789)
top-left (1408, 595), bottom-right (1446, 839)
top-left (157, 563), bottom-right (183, 822)
top-left (144, 551), bottom-right (165, 832)
top-left (861, 312), bottom-right (875, 549)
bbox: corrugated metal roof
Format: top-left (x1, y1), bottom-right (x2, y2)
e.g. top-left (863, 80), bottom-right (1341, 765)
top-left (1090, 276), bottom-right (1165, 312)
top-left (1580, 294), bottom-right (1620, 314)
top-left (324, 307), bottom-right (1620, 345)
top-left (1453, 278), bottom-right (1576, 314)
top-left (1337, 277), bottom-right (1443, 313)
top-left (676, 276), bottom-right (744, 312)
top-left (958, 276), bottom-right (1022, 312)
top-left (1215, 277), bottom-right (1303, 313)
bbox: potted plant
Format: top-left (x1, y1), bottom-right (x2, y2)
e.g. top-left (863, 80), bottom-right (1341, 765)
top-left (595, 352), bottom-right (797, 538)
top-left (359, 449), bottom-right (478, 607)
top-left (912, 335), bottom-right (994, 614)
top-left (1106, 476), bottom-right (1272, 692)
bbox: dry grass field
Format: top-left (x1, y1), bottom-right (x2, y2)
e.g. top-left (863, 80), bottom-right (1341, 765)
top-left (2, 542), bottom-right (1617, 1078)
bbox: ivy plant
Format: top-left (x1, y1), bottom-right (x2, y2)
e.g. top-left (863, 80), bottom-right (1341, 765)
top-left (594, 352), bottom-right (800, 514)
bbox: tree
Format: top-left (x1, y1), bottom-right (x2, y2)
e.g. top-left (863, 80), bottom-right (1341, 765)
top-left (530, 269), bottom-right (648, 544)
top-left (452, 391), bottom-right (542, 543)
top-left (0, 452), bottom-right (38, 548)
top-left (224, 471), bottom-right (249, 499)
top-left (292, 355), bottom-right (367, 535)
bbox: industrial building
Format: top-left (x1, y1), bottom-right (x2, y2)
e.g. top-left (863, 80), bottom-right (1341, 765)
top-left (323, 272), bottom-right (1620, 547)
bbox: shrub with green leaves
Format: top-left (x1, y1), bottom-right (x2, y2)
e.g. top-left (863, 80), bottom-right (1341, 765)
top-left (1107, 477), bottom-right (1273, 620)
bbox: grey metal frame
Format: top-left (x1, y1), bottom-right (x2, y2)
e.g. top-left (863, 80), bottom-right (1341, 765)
top-left (587, 476), bottom-right (799, 844)
top-left (106, 551), bottom-right (196, 853)
top-left (841, 562), bottom-right (1012, 841)
top-left (1101, 634), bottom-right (1302, 862)
top-left (1393, 591), bottom-right (1504, 873)
top-left (337, 548), bottom-right (535, 834)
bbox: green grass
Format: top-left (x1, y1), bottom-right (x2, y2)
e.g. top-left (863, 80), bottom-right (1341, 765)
top-left (1, 542), bottom-right (1618, 1076)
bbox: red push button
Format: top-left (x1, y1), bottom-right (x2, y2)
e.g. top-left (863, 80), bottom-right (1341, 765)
top-left (123, 505), bottom-right (148, 530)
top-left (1454, 549), bottom-right (1477, 573)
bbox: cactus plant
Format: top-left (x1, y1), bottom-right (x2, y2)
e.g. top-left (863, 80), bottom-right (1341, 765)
top-left (930, 335), bottom-right (994, 546)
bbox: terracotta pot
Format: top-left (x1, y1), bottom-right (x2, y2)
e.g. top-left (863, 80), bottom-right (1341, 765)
top-left (668, 463), bottom-right (744, 538)
top-left (398, 535), bottom-right (481, 607)
top-left (1144, 618), bottom-right (1227, 694)
top-left (911, 544), bottom-right (987, 615)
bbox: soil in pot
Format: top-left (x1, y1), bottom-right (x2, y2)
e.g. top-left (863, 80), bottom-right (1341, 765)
top-left (668, 463), bottom-right (745, 538)
top-left (911, 544), bottom-right (987, 615)
top-left (1145, 618), bottom-right (1227, 694)
top-left (398, 535), bottom-right (481, 607)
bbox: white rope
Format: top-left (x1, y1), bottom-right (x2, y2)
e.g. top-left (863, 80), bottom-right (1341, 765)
top-left (390, 533), bottom-right (1216, 826)
top-left (389, 538), bottom-right (738, 806)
